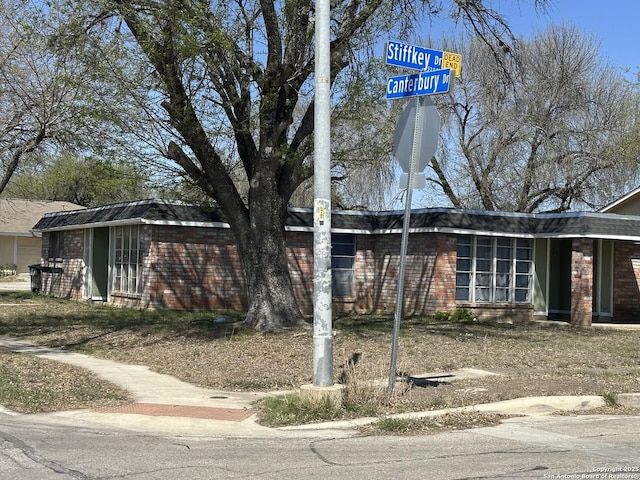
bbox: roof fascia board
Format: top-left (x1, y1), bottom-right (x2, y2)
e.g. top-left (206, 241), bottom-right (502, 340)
top-left (37, 219), bottom-right (232, 233)
top-left (598, 186), bottom-right (640, 212)
top-left (37, 218), bottom-right (146, 232)
top-left (0, 231), bottom-right (41, 237)
top-left (141, 219), bottom-right (230, 229)
top-left (38, 220), bottom-right (640, 242)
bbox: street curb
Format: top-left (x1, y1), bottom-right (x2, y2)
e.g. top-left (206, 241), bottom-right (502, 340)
top-left (279, 393), bottom-right (640, 433)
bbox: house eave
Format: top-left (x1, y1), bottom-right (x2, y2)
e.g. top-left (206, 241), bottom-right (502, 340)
top-left (0, 231), bottom-right (42, 237)
top-left (36, 218), bottom-right (146, 232)
top-left (31, 200), bottom-right (640, 240)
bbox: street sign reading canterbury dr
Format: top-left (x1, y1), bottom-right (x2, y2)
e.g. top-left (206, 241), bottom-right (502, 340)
top-left (385, 40), bottom-right (461, 99)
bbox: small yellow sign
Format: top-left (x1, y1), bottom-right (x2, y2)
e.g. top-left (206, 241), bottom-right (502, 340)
top-left (443, 51), bottom-right (462, 77)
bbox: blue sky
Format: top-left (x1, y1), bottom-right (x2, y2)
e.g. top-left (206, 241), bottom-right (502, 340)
top-left (479, 1), bottom-right (639, 78)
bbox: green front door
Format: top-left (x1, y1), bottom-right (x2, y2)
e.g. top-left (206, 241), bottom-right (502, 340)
top-left (91, 227), bottom-right (109, 300)
top-left (548, 239), bottom-right (572, 316)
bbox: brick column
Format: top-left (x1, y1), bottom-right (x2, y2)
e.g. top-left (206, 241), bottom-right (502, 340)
top-left (571, 238), bottom-right (593, 327)
top-left (432, 234), bottom-right (457, 312)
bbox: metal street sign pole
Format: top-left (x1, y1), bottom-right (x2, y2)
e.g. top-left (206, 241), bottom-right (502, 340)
top-left (385, 39), bottom-right (452, 394)
top-left (385, 42), bottom-right (452, 393)
top-left (388, 95), bottom-right (427, 394)
top-left (313, 0), bottom-right (333, 387)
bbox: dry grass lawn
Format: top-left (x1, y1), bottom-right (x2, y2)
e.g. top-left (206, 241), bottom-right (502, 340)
top-left (1, 292), bottom-right (639, 417)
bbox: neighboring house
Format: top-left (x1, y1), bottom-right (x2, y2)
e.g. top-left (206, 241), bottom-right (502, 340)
top-left (31, 197), bottom-right (640, 325)
top-left (0, 199), bottom-right (83, 274)
top-left (599, 185), bottom-right (640, 215)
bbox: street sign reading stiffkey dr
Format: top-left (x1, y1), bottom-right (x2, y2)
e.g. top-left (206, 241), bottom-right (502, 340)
top-left (385, 40), bottom-right (461, 99)
top-left (385, 40), bottom-right (462, 77)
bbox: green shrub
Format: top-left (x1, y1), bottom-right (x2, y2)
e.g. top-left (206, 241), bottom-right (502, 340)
top-left (451, 308), bottom-right (475, 322)
top-left (256, 393), bottom-right (343, 427)
top-left (602, 391), bottom-right (619, 407)
top-left (433, 308), bottom-right (474, 323)
top-left (433, 311), bottom-right (451, 322)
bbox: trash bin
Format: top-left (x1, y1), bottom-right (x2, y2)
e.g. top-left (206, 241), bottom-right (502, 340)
top-left (29, 264), bottom-right (41, 294)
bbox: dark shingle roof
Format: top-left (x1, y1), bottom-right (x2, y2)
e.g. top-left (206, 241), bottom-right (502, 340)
top-left (32, 199), bottom-right (640, 240)
top-left (33, 200), bottom-right (225, 231)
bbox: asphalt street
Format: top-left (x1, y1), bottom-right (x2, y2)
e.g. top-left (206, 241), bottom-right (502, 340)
top-left (1, 412), bottom-right (639, 479)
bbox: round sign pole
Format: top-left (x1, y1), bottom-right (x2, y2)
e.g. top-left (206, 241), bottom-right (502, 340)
top-left (388, 95), bottom-right (427, 394)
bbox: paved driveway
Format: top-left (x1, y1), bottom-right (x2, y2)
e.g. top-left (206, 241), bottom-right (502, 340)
top-left (0, 275), bottom-right (31, 291)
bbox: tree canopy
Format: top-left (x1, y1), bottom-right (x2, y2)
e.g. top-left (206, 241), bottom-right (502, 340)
top-left (429, 24), bottom-right (640, 212)
top-left (0, 0), bottom-right (70, 193)
top-left (46, 0), bottom-right (551, 329)
top-left (4, 153), bottom-right (150, 207)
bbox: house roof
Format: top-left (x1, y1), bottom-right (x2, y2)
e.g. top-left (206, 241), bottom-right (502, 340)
top-left (32, 199), bottom-right (227, 231)
top-left (32, 199), bottom-right (640, 241)
top-left (599, 185), bottom-right (640, 214)
top-left (0, 198), bottom-right (84, 237)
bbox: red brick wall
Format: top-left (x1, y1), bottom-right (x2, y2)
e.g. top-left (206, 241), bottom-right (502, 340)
top-left (286, 232), bottom-right (314, 314)
top-left (138, 226), bottom-right (315, 313)
top-left (570, 238), bottom-right (593, 326)
top-left (37, 226), bottom-right (597, 324)
top-left (38, 226), bottom-right (462, 317)
top-left (40, 230), bottom-right (84, 300)
top-left (349, 232), bottom-right (457, 316)
top-left (143, 226), bottom-right (245, 310)
top-left (612, 241), bottom-right (640, 323)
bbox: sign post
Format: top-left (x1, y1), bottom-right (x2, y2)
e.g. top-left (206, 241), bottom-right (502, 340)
top-left (387, 94), bottom-right (427, 394)
top-left (385, 40), bottom-right (459, 393)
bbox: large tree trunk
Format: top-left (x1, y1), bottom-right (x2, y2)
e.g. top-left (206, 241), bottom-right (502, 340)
top-left (234, 179), bottom-right (306, 332)
top-left (240, 230), bottom-right (306, 331)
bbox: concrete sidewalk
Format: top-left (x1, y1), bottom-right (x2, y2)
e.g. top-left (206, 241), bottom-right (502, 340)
top-left (0, 336), bottom-right (638, 438)
top-left (0, 336), bottom-right (284, 437)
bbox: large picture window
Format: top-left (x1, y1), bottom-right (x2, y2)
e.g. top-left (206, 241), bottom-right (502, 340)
top-left (456, 235), bottom-right (533, 303)
top-left (332, 233), bottom-right (355, 298)
top-left (113, 225), bottom-right (142, 294)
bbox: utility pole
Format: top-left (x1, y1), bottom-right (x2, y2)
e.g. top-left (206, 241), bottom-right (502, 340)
top-left (312, 0), bottom-right (333, 387)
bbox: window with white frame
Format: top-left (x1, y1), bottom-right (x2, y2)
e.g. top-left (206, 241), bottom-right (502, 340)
top-left (456, 235), bottom-right (533, 303)
top-left (113, 225), bottom-right (142, 294)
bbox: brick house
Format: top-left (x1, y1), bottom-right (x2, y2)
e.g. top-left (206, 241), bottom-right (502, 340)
top-left (32, 198), bottom-right (640, 325)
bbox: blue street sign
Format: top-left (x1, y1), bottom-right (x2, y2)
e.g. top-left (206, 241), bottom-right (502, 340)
top-left (385, 40), bottom-right (462, 77)
top-left (386, 69), bottom-right (452, 99)
top-left (386, 40), bottom-right (443, 71)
